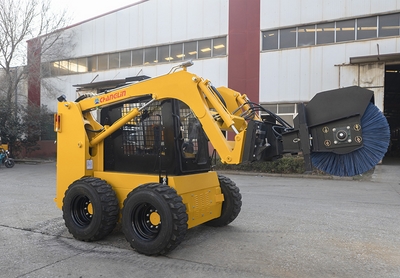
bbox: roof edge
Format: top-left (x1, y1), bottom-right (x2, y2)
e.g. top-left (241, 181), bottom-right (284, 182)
top-left (27, 0), bottom-right (149, 42)
top-left (67, 0), bottom-right (149, 29)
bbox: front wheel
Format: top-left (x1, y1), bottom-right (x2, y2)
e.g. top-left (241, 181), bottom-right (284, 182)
top-left (62, 177), bottom-right (119, 241)
top-left (4, 159), bottom-right (15, 168)
top-left (122, 183), bottom-right (188, 255)
top-left (204, 175), bottom-right (242, 227)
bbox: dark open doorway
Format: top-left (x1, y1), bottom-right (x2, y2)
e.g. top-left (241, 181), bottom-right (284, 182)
top-left (384, 64), bottom-right (400, 160)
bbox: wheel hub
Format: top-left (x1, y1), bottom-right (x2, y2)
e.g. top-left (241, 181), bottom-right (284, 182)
top-left (87, 202), bottom-right (93, 215)
top-left (71, 196), bottom-right (93, 227)
top-left (132, 204), bottom-right (161, 240)
top-left (149, 211), bottom-right (161, 226)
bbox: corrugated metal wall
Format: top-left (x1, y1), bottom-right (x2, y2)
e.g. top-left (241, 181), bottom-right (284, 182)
top-left (41, 0), bottom-right (229, 111)
top-left (261, 0), bottom-right (400, 29)
top-left (260, 0), bottom-right (400, 106)
top-left (72, 0), bottom-right (228, 56)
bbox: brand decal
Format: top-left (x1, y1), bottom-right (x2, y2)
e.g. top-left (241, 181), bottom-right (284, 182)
top-left (95, 90), bottom-right (126, 104)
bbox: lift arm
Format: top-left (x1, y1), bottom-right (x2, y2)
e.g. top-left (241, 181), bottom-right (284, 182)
top-left (61, 64), bottom-right (264, 164)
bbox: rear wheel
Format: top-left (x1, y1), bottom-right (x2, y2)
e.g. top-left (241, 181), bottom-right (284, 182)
top-left (205, 175), bottom-right (242, 227)
top-left (62, 177), bottom-right (119, 241)
top-left (122, 183), bottom-right (187, 255)
top-left (4, 159), bottom-right (14, 168)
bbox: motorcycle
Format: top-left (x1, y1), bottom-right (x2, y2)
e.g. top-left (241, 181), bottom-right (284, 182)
top-left (0, 148), bottom-right (15, 168)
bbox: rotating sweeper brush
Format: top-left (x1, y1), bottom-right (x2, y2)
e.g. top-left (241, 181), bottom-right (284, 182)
top-left (280, 86), bottom-right (390, 177)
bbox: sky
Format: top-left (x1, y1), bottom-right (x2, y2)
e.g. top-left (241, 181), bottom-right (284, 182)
top-left (57, 0), bottom-right (143, 25)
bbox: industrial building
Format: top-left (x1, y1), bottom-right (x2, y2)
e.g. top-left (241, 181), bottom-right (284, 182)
top-left (28, 0), bottom-right (400, 158)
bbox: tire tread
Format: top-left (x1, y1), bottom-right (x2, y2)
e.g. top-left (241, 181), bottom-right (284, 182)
top-left (63, 177), bottom-right (119, 241)
top-left (205, 174), bottom-right (242, 227)
top-left (123, 183), bottom-right (187, 255)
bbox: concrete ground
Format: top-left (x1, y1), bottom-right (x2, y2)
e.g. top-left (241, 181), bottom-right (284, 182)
top-left (0, 162), bottom-right (399, 278)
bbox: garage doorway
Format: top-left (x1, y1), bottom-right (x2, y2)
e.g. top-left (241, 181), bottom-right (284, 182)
top-left (384, 64), bottom-right (400, 159)
top-left (339, 62), bottom-right (398, 161)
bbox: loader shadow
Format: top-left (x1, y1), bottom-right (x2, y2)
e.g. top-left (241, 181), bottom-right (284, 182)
top-left (178, 224), bottom-right (240, 250)
top-left (95, 221), bottom-right (236, 252)
top-left (54, 219), bottom-right (241, 254)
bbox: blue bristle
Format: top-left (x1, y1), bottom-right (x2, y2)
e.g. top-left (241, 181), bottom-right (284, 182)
top-left (311, 103), bottom-right (390, 176)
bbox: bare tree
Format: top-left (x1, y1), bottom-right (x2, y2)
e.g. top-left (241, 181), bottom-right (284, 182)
top-left (0, 0), bottom-right (72, 153)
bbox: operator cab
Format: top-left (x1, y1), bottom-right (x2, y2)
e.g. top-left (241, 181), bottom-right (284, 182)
top-left (101, 97), bottom-right (211, 175)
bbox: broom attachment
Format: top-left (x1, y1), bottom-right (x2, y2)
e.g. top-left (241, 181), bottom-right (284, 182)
top-left (280, 86), bottom-right (390, 177)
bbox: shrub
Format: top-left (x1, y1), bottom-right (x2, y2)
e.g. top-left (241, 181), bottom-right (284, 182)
top-left (214, 155), bottom-right (306, 174)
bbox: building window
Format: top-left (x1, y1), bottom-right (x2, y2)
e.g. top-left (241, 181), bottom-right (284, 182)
top-left (58, 60), bottom-right (69, 75)
top-left (97, 54), bottom-right (108, 71)
top-left (262, 13), bottom-right (400, 51)
top-left (46, 36), bottom-right (227, 77)
top-left (77, 58), bottom-right (87, 73)
top-left (278, 115), bottom-right (295, 127)
top-left (144, 47), bottom-right (157, 64)
top-left (59, 58), bottom-right (88, 74)
top-left (198, 39), bottom-right (212, 59)
top-left (132, 49), bottom-right (143, 66)
top-left (298, 25), bottom-right (316, 47)
top-left (120, 51), bottom-right (131, 68)
top-left (317, 22), bottom-right (335, 45)
top-left (260, 103), bottom-right (301, 127)
top-left (213, 37), bottom-right (227, 56)
top-left (357, 17), bottom-right (377, 40)
top-left (171, 43), bottom-right (184, 61)
top-left (379, 14), bottom-right (400, 37)
top-left (336, 19), bottom-right (355, 42)
top-left (280, 28), bottom-right (296, 49)
top-left (184, 41), bottom-right (197, 59)
top-left (263, 30), bottom-right (278, 50)
top-left (158, 45), bottom-right (170, 62)
top-left (109, 53), bottom-right (120, 69)
top-left (262, 104), bottom-right (277, 114)
top-left (87, 56), bottom-right (97, 72)
top-left (68, 59), bottom-right (78, 73)
top-left (278, 104), bottom-right (295, 114)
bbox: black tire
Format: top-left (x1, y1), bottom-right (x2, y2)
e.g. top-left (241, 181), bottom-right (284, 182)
top-left (62, 177), bottom-right (119, 241)
top-left (205, 175), bottom-right (242, 227)
top-left (4, 159), bottom-right (15, 168)
top-left (121, 183), bottom-right (188, 255)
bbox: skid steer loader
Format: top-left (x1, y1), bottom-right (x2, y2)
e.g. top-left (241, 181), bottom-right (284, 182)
top-left (54, 61), bottom-right (389, 255)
